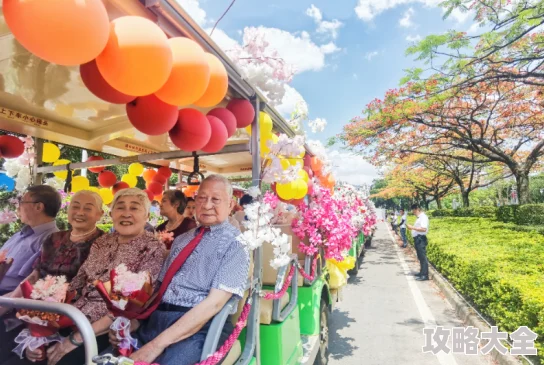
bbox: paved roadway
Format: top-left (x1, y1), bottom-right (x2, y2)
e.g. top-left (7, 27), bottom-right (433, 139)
top-left (328, 222), bottom-right (496, 365)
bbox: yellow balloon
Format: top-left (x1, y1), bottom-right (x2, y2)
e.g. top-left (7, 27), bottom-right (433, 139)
top-left (88, 186), bottom-right (100, 193)
top-left (298, 169), bottom-right (309, 183)
top-left (99, 188), bottom-right (114, 205)
top-left (276, 182), bottom-right (295, 200)
top-left (288, 158), bottom-right (302, 167)
top-left (292, 179), bottom-right (308, 199)
top-left (245, 125), bottom-right (252, 136)
top-left (260, 133), bottom-right (273, 157)
top-left (271, 134), bottom-right (279, 144)
top-left (259, 112), bottom-right (273, 133)
top-left (128, 163), bottom-right (144, 176)
top-left (122, 174), bottom-right (138, 188)
top-left (53, 159), bottom-right (71, 180)
top-left (42, 143), bottom-right (60, 163)
top-left (280, 159), bottom-right (290, 170)
top-left (71, 176), bottom-right (90, 193)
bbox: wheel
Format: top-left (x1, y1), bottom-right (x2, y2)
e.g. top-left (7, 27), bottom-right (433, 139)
top-left (313, 299), bottom-right (330, 365)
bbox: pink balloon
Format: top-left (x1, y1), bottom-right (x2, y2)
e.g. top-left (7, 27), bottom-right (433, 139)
top-left (207, 108), bottom-right (237, 137)
top-left (202, 116), bottom-right (228, 153)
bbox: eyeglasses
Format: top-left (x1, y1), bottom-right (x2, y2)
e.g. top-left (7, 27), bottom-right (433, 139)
top-left (18, 200), bottom-right (39, 205)
top-left (195, 196), bottom-right (222, 206)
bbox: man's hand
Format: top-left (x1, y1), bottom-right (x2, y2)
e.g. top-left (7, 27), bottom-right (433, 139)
top-left (47, 338), bottom-right (78, 365)
top-left (129, 341), bottom-right (165, 364)
top-left (407, 224), bottom-right (413, 230)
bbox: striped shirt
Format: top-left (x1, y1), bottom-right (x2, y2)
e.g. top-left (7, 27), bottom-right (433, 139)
top-left (159, 220), bottom-right (250, 312)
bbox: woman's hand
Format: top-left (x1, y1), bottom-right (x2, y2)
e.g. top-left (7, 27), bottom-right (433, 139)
top-left (46, 338), bottom-right (78, 365)
top-left (25, 347), bottom-right (46, 362)
top-left (108, 318), bottom-right (140, 347)
top-left (129, 341), bottom-right (165, 364)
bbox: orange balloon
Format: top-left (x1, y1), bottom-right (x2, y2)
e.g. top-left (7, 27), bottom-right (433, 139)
top-left (155, 37), bottom-right (210, 107)
top-left (154, 193), bottom-right (163, 202)
top-left (193, 53), bottom-right (228, 108)
top-left (183, 185), bottom-right (199, 197)
top-left (143, 169), bottom-right (157, 183)
top-left (3, 0), bottom-right (109, 66)
top-left (310, 157), bottom-right (323, 173)
top-left (96, 16), bottom-right (173, 96)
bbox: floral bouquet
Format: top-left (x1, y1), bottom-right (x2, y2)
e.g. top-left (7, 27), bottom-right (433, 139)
top-left (94, 264), bottom-right (153, 356)
top-left (12, 275), bottom-right (75, 359)
top-left (156, 230), bottom-right (174, 250)
top-left (0, 250), bottom-right (14, 284)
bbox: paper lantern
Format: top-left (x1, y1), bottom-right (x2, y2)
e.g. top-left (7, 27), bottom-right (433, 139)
top-left (96, 16), bottom-right (173, 96)
top-left (152, 173), bottom-right (167, 185)
top-left (147, 181), bottom-right (163, 196)
top-left (143, 169), bottom-right (157, 183)
top-left (53, 159), bottom-right (71, 180)
top-left (157, 166), bottom-right (172, 179)
top-left (71, 176), bottom-right (90, 193)
top-left (227, 99), bottom-right (255, 129)
top-left (121, 174), bottom-right (138, 188)
top-left (143, 189), bottom-right (154, 202)
top-left (112, 182), bottom-right (130, 195)
top-left (155, 37), bottom-right (210, 106)
top-left (3, 0), bottom-right (109, 66)
top-left (41, 142), bottom-right (60, 163)
top-left (99, 188), bottom-right (114, 205)
top-left (259, 112), bottom-right (273, 133)
top-left (98, 171), bottom-right (117, 188)
top-left (80, 60), bottom-right (135, 104)
top-left (128, 163), bottom-right (144, 177)
top-left (202, 116), bottom-right (228, 153)
top-left (0, 136), bottom-right (25, 159)
top-left (207, 108), bottom-right (237, 137)
top-left (169, 109), bottom-right (211, 151)
top-left (126, 95), bottom-right (178, 136)
top-left (193, 53), bottom-right (228, 107)
top-left (86, 156), bottom-right (105, 174)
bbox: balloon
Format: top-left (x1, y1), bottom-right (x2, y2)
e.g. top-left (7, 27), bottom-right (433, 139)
top-left (88, 187), bottom-right (100, 193)
top-left (183, 185), bottom-right (199, 197)
top-left (153, 193), bottom-right (163, 203)
top-left (143, 169), bottom-right (157, 183)
top-left (292, 179), bottom-right (308, 199)
top-left (155, 37), bottom-right (210, 106)
top-left (128, 163), bottom-right (144, 177)
top-left (158, 166), bottom-right (172, 179)
top-left (207, 108), bottom-right (237, 137)
top-left (121, 174), bottom-right (138, 188)
top-left (0, 136), bottom-right (25, 159)
top-left (96, 16), bottom-right (173, 96)
top-left (307, 178), bottom-right (314, 195)
top-left (311, 157), bottom-right (323, 173)
top-left (276, 182), bottom-right (295, 201)
top-left (227, 99), bottom-right (255, 128)
top-left (41, 142), bottom-right (60, 163)
top-left (298, 169), bottom-right (309, 183)
top-left (147, 181), bottom-right (163, 196)
top-left (143, 190), bottom-right (154, 202)
top-left (288, 158), bottom-right (302, 167)
top-left (3, 0), bottom-right (109, 66)
top-left (112, 182), bottom-right (130, 195)
top-left (271, 134), bottom-right (279, 145)
top-left (193, 53), bottom-right (228, 107)
top-left (152, 173), bottom-right (167, 185)
top-left (98, 171), bottom-right (117, 188)
top-left (71, 176), bottom-right (90, 193)
top-left (80, 60), bottom-right (136, 104)
top-left (259, 112), bottom-right (273, 133)
top-left (99, 188), bottom-right (114, 205)
top-left (304, 154), bottom-right (312, 168)
top-left (303, 166), bottom-right (313, 178)
top-left (0, 173), bottom-right (15, 192)
top-left (86, 156), bottom-right (105, 173)
top-left (126, 94), bottom-right (178, 136)
top-left (53, 159), bottom-right (71, 179)
top-left (280, 159), bottom-right (290, 170)
top-left (169, 109), bottom-right (211, 151)
top-left (202, 116), bottom-right (228, 153)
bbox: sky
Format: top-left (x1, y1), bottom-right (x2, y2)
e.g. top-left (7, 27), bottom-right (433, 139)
top-left (177, 0), bottom-right (479, 186)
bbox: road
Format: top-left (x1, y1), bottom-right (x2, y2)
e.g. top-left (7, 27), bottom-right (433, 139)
top-left (328, 222), bottom-right (496, 365)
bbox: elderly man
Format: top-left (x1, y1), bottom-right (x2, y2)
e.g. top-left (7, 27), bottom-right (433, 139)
top-left (117, 175), bottom-right (250, 365)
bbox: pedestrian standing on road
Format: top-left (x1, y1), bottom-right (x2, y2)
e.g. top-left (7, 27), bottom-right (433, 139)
top-left (393, 210), bottom-right (399, 234)
top-left (407, 204), bottom-right (429, 281)
top-left (399, 209), bottom-right (408, 248)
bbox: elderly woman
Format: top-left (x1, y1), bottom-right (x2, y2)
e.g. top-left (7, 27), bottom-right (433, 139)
top-left (156, 191), bottom-right (197, 249)
top-left (21, 188), bottom-right (165, 365)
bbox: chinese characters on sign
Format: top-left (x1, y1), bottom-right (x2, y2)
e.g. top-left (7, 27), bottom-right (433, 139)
top-left (0, 107), bottom-right (51, 128)
top-left (423, 326), bottom-right (538, 356)
top-left (124, 143), bottom-right (156, 155)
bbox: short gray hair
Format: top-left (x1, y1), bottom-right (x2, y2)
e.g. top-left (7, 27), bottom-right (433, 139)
top-left (111, 188), bottom-right (151, 215)
top-left (200, 174), bottom-right (232, 197)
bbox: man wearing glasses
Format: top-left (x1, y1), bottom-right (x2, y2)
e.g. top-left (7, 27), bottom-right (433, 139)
top-left (0, 185), bottom-right (61, 295)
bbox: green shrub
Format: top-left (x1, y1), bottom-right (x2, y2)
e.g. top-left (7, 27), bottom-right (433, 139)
top-left (429, 206), bottom-right (497, 218)
top-left (497, 204), bottom-right (544, 226)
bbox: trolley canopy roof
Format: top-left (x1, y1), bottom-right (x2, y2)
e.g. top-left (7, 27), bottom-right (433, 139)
top-left (0, 0), bottom-right (308, 177)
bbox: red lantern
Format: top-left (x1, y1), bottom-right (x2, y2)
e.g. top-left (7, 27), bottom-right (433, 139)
top-left (152, 173), bottom-right (167, 185)
top-left (143, 189), bottom-right (155, 202)
top-left (0, 136), bottom-right (25, 158)
top-left (127, 95), bottom-right (178, 136)
top-left (80, 60), bottom-right (135, 104)
top-left (169, 108), bottom-right (211, 151)
top-left (227, 99), bottom-right (255, 128)
top-left (86, 156), bottom-right (105, 173)
top-left (147, 181), bottom-right (163, 196)
top-left (98, 171), bottom-right (117, 188)
top-left (157, 166), bottom-right (172, 178)
top-left (112, 182), bottom-right (130, 195)
top-left (201, 116), bottom-right (228, 153)
top-left (207, 108), bottom-right (237, 137)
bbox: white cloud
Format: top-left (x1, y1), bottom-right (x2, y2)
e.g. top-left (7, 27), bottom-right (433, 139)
top-left (276, 85), bottom-right (304, 118)
top-left (355, 0), bottom-right (440, 22)
top-left (467, 22), bottom-right (481, 35)
top-left (306, 4), bottom-right (323, 22)
top-left (447, 8), bottom-right (472, 24)
top-left (365, 51), bottom-right (379, 61)
top-left (406, 34), bottom-right (422, 42)
top-left (320, 42), bottom-right (341, 54)
top-left (175, 0), bottom-right (207, 26)
top-left (328, 149), bottom-right (380, 186)
top-left (208, 28), bottom-right (239, 50)
top-left (306, 4), bottom-right (343, 39)
top-left (399, 8), bottom-right (416, 28)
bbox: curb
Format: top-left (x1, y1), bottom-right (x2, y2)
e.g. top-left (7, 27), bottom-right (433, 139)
top-left (393, 232), bottom-right (525, 365)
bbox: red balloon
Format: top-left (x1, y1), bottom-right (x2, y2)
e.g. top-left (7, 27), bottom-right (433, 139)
top-left (227, 99), bottom-right (255, 128)
top-left (126, 95), bottom-right (178, 136)
top-left (207, 108), bottom-right (237, 137)
top-left (303, 166), bottom-right (314, 179)
top-left (307, 178), bottom-right (314, 195)
top-left (157, 166), bottom-right (172, 178)
top-left (98, 171), bottom-right (117, 188)
top-left (152, 173), bottom-right (167, 185)
top-left (201, 116), bottom-right (228, 153)
top-left (303, 154), bottom-right (312, 168)
top-left (80, 60), bottom-right (135, 104)
top-left (147, 181), bottom-right (163, 196)
top-left (143, 189), bottom-right (155, 202)
top-left (112, 182), bottom-right (130, 195)
top-left (0, 136), bottom-right (25, 158)
top-left (169, 108), bottom-right (211, 151)
top-left (87, 156), bottom-right (105, 173)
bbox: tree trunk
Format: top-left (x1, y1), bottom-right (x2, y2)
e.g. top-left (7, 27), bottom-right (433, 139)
top-left (516, 173), bottom-right (531, 205)
top-left (462, 191), bottom-right (470, 207)
top-left (436, 197), bottom-right (442, 209)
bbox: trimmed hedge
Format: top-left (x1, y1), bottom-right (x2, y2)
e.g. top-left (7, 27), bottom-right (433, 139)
top-left (409, 217), bottom-right (544, 363)
top-left (428, 206), bottom-right (497, 218)
top-left (497, 204), bottom-right (544, 226)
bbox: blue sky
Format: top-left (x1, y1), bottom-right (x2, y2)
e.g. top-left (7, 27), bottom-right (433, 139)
top-left (178, 0), bottom-right (479, 185)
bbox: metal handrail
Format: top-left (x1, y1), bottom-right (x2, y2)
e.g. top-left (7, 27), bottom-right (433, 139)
top-left (0, 297), bottom-right (97, 365)
top-left (271, 256), bottom-right (298, 322)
